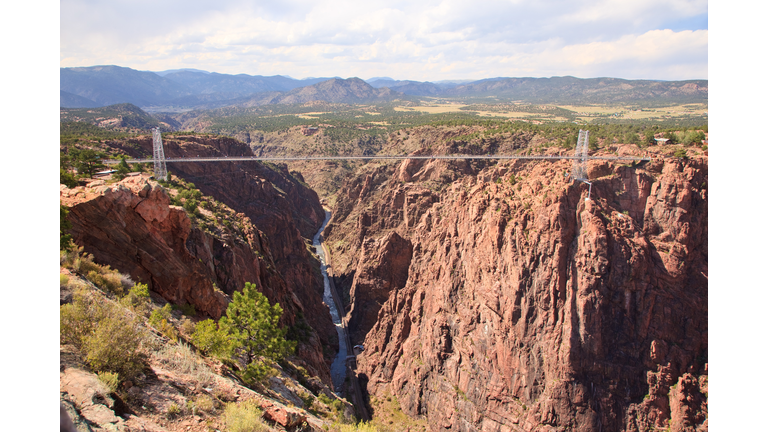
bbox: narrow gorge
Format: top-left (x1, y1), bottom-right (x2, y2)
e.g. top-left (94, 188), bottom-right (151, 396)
top-left (323, 127), bottom-right (707, 432)
top-left (61, 126), bottom-right (707, 432)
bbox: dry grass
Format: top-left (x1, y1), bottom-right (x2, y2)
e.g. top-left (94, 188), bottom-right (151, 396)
top-left (328, 423), bottom-right (381, 432)
top-left (394, 104), bottom-right (466, 114)
top-left (367, 390), bottom-right (428, 432)
top-left (194, 394), bottom-right (217, 413)
top-left (151, 342), bottom-right (217, 388)
top-left (223, 401), bottom-right (270, 432)
top-left (559, 103), bottom-right (708, 121)
top-left (61, 246), bottom-right (134, 296)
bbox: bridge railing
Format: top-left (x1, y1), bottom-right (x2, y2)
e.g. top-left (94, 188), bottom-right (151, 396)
top-left (103, 154), bottom-right (652, 164)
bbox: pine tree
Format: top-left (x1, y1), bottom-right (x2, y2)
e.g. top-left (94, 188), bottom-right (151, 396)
top-left (60, 205), bottom-right (74, 251)
top-left (219, 282), bottom-right (296, 383)
top-left (70, 148), bottom-right (106, 178)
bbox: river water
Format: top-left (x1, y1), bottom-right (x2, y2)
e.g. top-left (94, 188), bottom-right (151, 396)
top-left (312, 210), bottom-right (348, 393)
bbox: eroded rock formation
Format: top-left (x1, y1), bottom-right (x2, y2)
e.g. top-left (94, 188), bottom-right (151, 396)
top-left (325, 127), bottom-right (707, 431)
top-left (62, 167), bottom-right (334, 383)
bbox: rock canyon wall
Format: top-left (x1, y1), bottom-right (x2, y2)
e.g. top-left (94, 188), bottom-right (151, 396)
top-left (62, 134), bottom-right (337, 383)
top-left (325, 127), bottom-right (708, 431)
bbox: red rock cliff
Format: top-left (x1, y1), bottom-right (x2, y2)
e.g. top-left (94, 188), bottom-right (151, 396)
top-left (62, 171), bottom-right (334, 384)
top-left (325, 128), bottom-right (707, 432)
top-left (116, 134), bottom-right (336, 376)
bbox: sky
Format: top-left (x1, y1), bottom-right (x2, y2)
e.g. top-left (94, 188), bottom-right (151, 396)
top-left (60, 0), bottom-right (707, 81)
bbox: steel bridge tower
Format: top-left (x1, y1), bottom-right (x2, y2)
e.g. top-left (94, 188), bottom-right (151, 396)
top-left (152, 128), bottom-right (168, 181)
top-left (572, 129), bottom-right (589, 180)
top-left (572, 129), bottom-right (593, 199)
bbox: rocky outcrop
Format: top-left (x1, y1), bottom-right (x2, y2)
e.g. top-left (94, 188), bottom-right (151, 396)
top-left (326, 128), bottom-right (707, 432)
top-left (346, 231), bottom-right (413, 344)
top-left (62, 176), bottom-right (228, 318)
top-left (61, 367), bottom-right (129, 431)
top-left (110, 134), bottom-right (336, 371)
top-left (62, 173), bottom-right (333, 383)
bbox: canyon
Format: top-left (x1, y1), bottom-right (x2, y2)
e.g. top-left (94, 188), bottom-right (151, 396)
top-left (62, 134), bottom-right (337, 384)
top-left (324, 127), bottom-right (707, 431)
top-left (60, 125), bottom-right (707, 431)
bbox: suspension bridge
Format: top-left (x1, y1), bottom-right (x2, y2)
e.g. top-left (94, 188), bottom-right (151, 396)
top-left (104, 128), bottom-right (647, 187)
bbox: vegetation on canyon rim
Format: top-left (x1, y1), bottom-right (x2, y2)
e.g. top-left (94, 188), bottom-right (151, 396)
top-left (59, 91), bottom-right (707, 430)
top-left (60, 242), bottom-right (296, 383)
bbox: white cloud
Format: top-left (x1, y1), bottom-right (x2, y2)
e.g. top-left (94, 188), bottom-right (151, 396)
top-left (60, 0), bottom-right (708, 80)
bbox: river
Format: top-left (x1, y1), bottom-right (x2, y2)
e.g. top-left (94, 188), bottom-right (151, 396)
top-left (312, 210), bottom-right (348, 393)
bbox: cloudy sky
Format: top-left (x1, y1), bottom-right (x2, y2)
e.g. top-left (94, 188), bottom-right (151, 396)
top-left (60, 0), bottom-right (707, 81)
top-left (60, 0), bottom-right (708, 81)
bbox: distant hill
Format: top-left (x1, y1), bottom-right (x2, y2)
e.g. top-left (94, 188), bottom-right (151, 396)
top-left (227, 78), bottom-right (402, 107)
top-left (153, 68), bottom-right (211, 76)
top-left (60, 65), bottom-right (191, 107)
top-left (275, 78), bottom-right (401, 104)
top-left (160, 71), bottom-right (331, 96)
top-left (61, 65), bottom-right (707, 109)
top-left (365, 76), bottom-right (394, 83)
top-left (444, 76), bottom-right (708, 105)
top-left (60, 91), bottom-right (101, 108)
top-left (61, 66), bottom-right (341, 109)
top-left (60, 103), bottom-right (162, 131)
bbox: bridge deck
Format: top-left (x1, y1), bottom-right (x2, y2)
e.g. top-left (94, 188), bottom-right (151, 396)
top-left (105, 155), bottom-right (652, 164)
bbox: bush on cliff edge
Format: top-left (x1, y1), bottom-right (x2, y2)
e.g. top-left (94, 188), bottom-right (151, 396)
top-left (191, 282), bottom-right (296, 386)
top-left (60, 288), bottom-right (148, 381)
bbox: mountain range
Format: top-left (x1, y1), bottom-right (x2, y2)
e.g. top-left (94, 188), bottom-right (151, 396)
top-left (60, 65), bottom-right (708, 109)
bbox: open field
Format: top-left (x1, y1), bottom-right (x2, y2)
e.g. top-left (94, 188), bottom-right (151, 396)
top-left (393, 100), bottom-right (707, 124)
top-left (394, 103), bottom-right (467, 114)
top-left (296, 112), bottom-right (333, 119)
top-left (559, 103), bottom-right (708, 122)
top-left (394, 104), bottom-right (564, 120)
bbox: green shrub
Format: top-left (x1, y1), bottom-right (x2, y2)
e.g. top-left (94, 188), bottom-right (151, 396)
top-left (223, 401), bottom-right (268, 432)
top-left (681, 130), bottom-right (706, 147)
top-left (186, 400), bottom-right (198, 416)
top-left (167, 402), bottom-right (181, 418)
top-left (195, 394), bottom-right (216, 413)
top-left (183, 198), bottom-right (200, 215)
top-left (318, 393), bottom-right (333, 406)
top-left (298, 390), bottom-right (315, 408)
top-left (97, 371), bottom-right (120, 393)
top-left (60, 205), bottom-right (74, 251)
top-left (60, 290), bottom-right (147, 379)
top-left (149, 304), bottom-right (173, 325)
top-left (191, 319), bottom-right (233, 358)
top-left (673, 148), bottom-right (688, 159)
top-left (176, 303), bottom-right (197, 317)
top-left (60, 289), bottom-right (110, 350)
top-left (121, 282), bottom-right (151, 314)
top-left (150, 305), bottom-right (179, 341)
top-left (159, 319), bottom-right (180, 342)
top-left (84, 307), bottom-right (147, 378)
top-left (73, 256), bottom-right (101, 275)
top-left (239, 361), bottom-right (279, 385)
top-left (663, 131), bottom-right (679, 144)
top-left (180, 317), bottom-right (196, 336)
top-left (61, 169), bottom-right (79, 188)
top-left (87, 270), bottom-right (125, 296)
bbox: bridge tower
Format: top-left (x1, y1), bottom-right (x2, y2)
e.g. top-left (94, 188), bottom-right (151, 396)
top-left (152, 128), bottom-right (168, 181)
top-left (572, 129), bottom-right (593, 199)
